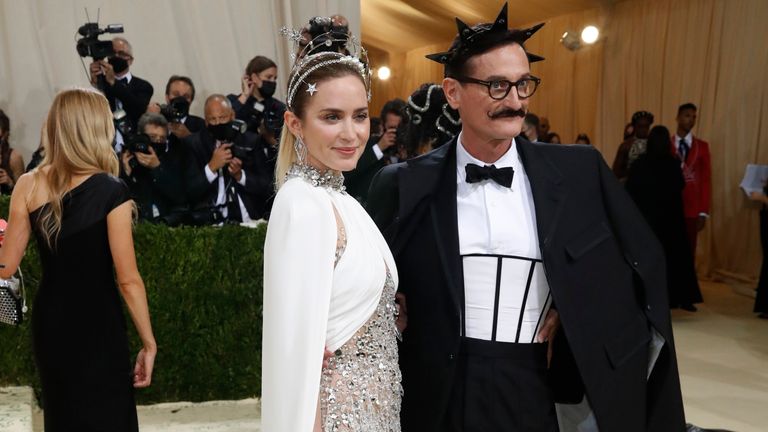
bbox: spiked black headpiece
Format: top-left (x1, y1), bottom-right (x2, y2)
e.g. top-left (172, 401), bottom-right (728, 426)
top-left (426, 3), bottom-right (545, 67)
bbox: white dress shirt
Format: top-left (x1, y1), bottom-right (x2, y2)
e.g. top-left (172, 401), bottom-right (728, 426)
top-left (673, 131), bottom-right (693, 157)
top-left (204, 140), bottom-right (252, 223)
top-left (112, 72), bottom-right (132, 153)
top-left (456, 133), bottom-right (551, 343)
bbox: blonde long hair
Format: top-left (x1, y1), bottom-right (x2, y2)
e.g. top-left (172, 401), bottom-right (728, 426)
top-left (33, 88), bottom-right (119, 247)
top-left (274, 56), bottom-right (369, 189)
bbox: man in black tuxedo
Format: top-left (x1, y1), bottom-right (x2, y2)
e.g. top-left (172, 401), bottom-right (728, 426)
top-left (344, 98), bottom-right (405, 204)
top-left (184, 94), bottom-right (272, 223)
top-left (89, 37), bottom-right (153, 136)
top-left (120, 112), bottom-right (187, 222)
top-left (367, 3), bottom-right (685, 432)
top-left (148, 75), bottom-right (206, 138)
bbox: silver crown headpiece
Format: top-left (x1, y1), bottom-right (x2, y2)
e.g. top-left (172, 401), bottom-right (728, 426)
top-left (280, 24), bottom-right (371, 110)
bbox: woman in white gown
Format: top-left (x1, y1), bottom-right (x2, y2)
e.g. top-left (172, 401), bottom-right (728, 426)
top-left (262, 31), bottom-right (402, 431)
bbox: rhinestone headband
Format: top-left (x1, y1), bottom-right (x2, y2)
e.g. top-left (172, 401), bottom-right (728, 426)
top-left (280, 24), bottom-right (371, 110)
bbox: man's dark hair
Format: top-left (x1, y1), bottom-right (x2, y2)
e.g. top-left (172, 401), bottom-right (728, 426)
top-left (165, 75), bottom-right (196, 101)
top-left (576, 133), bottom-right (591, 144)
top-left (380, 99), bottom-right (406, 122)
top-left (524, 113), bottom-right (540, 129)
top-left (631, 111), bottom-right (654, 126)
top-left (138, 112), bottom-right (169, 132)
top-left (245, 56), bottom-right (277, 77)
top-left (0, 109), bottom-right (9, 135)
top-left (645, 125), bottom-right (673, 159)
top-left (370, 117), bottom-right (382, 135)
top-left (677, 103), bottom-right (697, 115)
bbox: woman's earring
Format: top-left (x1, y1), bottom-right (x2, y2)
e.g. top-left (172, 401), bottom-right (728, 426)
top-left (294, 136), bottom-right (308, 166)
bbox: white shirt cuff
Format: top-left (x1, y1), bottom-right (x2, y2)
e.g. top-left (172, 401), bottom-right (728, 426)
top-left (238, 170), bottom-right (247, 186)
top-left (372, 144), bottom-right (384, 160)
top-left (699, 212), bottom-right (709, 218)
top-left (204, 164), bottom-right (218, 183)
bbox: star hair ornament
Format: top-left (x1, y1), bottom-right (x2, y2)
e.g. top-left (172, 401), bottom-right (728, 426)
top-left (425, 2), bottom-right (545, 67)
top-left (280, 22), bottom-right (371, 110)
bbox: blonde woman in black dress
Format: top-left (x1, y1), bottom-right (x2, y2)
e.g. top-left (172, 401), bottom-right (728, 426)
top-left (0, 88), bottom-right (156, 431)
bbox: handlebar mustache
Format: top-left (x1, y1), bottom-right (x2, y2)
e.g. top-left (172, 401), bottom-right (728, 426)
top-left (487, 108), bottom-right (526, 119)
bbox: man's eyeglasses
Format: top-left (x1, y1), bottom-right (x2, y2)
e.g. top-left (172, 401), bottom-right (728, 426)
top-left (452, 75), bottom-right (541, 100)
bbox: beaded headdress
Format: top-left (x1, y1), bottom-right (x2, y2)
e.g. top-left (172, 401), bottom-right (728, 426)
top-left (280, 22), bottom-right (371, 110)
top-left (425, 2), bottom-right (545, 67)
top-left (405, 84), bottom-right (461, 140)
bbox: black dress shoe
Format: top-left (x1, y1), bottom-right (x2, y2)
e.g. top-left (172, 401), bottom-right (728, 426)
top-left (680, 304), bottom-right (698, 312)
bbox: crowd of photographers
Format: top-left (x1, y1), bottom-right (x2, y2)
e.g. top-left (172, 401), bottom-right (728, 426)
top-left (0, 15), bottom-right (463, 225)
top-left (96, 43), bottom-right (283, 226)
top-left (12, 35), bottom-right (287, 226)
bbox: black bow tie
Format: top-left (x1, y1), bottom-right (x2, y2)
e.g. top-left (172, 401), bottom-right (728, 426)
top-left (116, 77), bottom-right (128, 85)
top-left (465, 163), bottom-right (514, 188)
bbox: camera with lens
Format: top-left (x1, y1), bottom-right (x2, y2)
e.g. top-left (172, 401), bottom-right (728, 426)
top-left (247, 98), bottom-right (286, 137)
top-left (113, 109), bottom-right (133, 137)
top-left (262, 99), bottom-right (286, 138)
top-left (209, 119), bottom-right (247, 144)
top-left (76, 21), bottom-right (124, 60)
top-left (159, 97), bottom-right (190, 123)
top-left (231, 143), bottom-right (256, 165)
top-left (124, 133), bottom-right (152, 155)
top-left (226, 119), bottom-right (253, 164)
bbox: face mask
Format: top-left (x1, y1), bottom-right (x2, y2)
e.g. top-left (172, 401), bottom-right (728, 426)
top-left (259, 80), bottom-right (277, 99)
top-left (108, 56), bottom-right (129, 74)
top-left (150, 141), bottom-right (168, 155)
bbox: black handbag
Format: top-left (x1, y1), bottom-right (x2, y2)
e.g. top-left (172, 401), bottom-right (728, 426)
top-left (0, 268), bottom-right (26, 326)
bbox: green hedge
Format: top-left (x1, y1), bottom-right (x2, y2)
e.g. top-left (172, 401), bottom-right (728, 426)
top-left (0, 196), bottom-right (265, 404)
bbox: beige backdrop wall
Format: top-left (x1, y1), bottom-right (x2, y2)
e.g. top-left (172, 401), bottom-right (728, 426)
top-left (378, 0), bottom-right (768, 283)
top-left (0, 0), bottom-right (360, 161)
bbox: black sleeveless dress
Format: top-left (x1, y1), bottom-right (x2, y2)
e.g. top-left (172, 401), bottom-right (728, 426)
top-left (30, 173), bottom-right (138, 431)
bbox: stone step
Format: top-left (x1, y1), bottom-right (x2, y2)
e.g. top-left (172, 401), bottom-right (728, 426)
top-left (0, 386), bottom-right (33, 432)
top-left (4, 387), bottom-right (262, 431)
top-left (137, 398), bottom-right (261, 432)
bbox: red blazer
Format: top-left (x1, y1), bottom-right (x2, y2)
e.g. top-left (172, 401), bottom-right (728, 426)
top-left (671, 136), bottom-right (711, 218)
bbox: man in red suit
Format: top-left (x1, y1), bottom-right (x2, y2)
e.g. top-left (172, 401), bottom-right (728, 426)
top-left (672, 103), bottom-right (711, 255)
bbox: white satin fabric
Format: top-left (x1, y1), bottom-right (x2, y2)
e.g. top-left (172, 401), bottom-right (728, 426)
top-left (261, 177), bottom-right (398, 432)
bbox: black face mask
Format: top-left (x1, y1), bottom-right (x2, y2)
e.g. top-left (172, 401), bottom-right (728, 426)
top-left (259, 80), bottom-right (277, 99)
top-left (208, 123), bottom-right (235, 142)
top-left (108, 56), bottom-right (129, 74)
top-left (150, 141), bottom-right (168, 155)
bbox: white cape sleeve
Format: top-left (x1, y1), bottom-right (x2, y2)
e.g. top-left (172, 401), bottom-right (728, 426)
top-left (261, 181), bottom-right (336, 432)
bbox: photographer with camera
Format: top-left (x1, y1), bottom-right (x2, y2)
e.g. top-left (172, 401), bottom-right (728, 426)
top-left (148, 75), bottom-right (205, 140)
top-left (89, 37), bottom-right (153, 137)
top-left (119, 113), bottom-right (186, 222)
top-left (227, 56), bottom-right (281, 133)
top-left (0, 109), bottom-right (26, 194)
top-left (184, 95), bottom-right (272, 224)
top-left (344, 98), bottom-right (406, 204)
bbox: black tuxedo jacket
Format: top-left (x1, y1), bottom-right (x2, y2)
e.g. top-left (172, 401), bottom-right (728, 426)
top-left (183, 129), bottom-right (272, 221)
top-left (344, 136), bottom-right (387, 203)
top-left (101, 74), bottom-right (153, 128)
top-left (367, 137), bottom-right (685, 432)
top-left (119, 142), bottom-right (187, 221)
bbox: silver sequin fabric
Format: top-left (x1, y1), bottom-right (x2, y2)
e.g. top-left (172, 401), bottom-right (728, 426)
top-left (286, 163), bottom-right (346, 193)
top-left (320, 270), bottom-right (402, 432)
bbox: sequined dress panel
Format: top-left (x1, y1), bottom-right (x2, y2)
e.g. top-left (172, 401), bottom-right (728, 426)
top-left (320, 269), bottom-right (402, 432)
